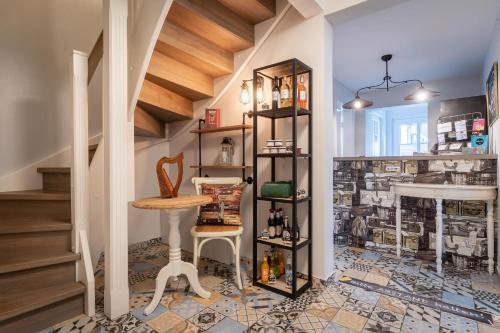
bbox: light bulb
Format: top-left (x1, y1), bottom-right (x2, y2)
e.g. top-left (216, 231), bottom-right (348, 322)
top-left (354, 100), bottom-right (362, 109)
top-left (256, 76), bottom-right (265, 104)
top-left (240, 81), bottom-right (250, 105)
top-left (415, 88), bottom-right (429, 101)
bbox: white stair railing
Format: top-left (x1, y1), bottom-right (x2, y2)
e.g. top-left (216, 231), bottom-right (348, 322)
top-left (71, 50), bottom-right (95, 317)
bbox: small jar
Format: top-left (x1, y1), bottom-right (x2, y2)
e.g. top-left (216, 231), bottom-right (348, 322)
top-left (270, 147), bottom-right (279, 154)
top-left (274, 140), bottom-right (283, 147)
top-left (285, 140), bottom-right (293, 148)
top-left (266, 140), bottom-right (275, 147)
top-left (262, 147), bottom-right (271, 154)
top-left (278, 147), bottom-right (287, 154)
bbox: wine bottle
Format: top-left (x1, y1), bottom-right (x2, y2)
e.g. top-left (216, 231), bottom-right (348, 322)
top-left (272, 76), bottom-right (280, 109)
top-left (268, 209), bottom-right (276, 239)
top-left (275, 208), bottom-right (283, 238)
top-left (297, 74), bottom-right (307, 109)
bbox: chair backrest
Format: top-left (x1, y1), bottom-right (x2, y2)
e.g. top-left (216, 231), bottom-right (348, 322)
top-left (191, 177), bottom-right (242, 214)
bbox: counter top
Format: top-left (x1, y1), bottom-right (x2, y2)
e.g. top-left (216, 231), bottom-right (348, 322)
top-left (333, 154), bottom-right (497, 161)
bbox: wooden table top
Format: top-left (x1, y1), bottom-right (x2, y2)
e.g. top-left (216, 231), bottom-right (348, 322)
top-left (132, 195), bottom-right (212, 210)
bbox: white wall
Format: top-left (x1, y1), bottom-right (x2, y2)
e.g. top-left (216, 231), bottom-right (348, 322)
top-left (334, 79), bottom-right (355, 156)
top-left (348, 74), bottom-right (483, 156)
top-left (0, 0), bottom-right (102, 181)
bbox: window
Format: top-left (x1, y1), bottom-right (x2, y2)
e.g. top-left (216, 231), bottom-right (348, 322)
top-left (365, 103), bottom-right (428, 156)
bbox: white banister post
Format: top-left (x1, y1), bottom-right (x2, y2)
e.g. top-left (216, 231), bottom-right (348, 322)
top-left (71, 50), bottom-right (95, 316)
top-left (103, 0), bottom-right (130, 319)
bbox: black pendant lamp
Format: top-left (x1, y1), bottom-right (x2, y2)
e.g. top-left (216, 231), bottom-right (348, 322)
top-left (343, 54), bottom-right (440, 110)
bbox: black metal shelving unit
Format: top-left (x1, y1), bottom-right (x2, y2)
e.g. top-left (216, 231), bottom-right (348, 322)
top-left (252, 58), bottom-right (312, 298)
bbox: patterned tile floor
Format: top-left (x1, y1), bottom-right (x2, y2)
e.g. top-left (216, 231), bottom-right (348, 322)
top-left (42, 240), bottom-right (500, 333)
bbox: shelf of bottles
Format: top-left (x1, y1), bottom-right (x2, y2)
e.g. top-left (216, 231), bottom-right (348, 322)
top-left (252, 59), bottom-right (313, 298)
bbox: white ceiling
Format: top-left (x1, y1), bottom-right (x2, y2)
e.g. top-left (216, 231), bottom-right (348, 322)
top-left (333, 0), bottom-right (500, 92)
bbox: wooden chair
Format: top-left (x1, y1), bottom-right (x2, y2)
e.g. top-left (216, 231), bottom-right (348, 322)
top-left (191, 177), bottom-right (243, 289)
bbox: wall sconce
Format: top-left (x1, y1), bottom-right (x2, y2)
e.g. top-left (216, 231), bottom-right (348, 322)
top-left (239, 76), bottom-right (265, 106)
top-left (240, 80), bottom-right (251, 106)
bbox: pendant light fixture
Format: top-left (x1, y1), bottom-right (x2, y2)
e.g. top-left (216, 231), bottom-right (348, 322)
top-left (343, 54), bottom-right (440, 110)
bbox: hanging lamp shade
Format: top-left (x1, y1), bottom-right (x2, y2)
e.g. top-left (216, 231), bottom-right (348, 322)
top-left (343, 95), bottom-right (374, 110)
top-left (404, 87), bottom-right (440, 101)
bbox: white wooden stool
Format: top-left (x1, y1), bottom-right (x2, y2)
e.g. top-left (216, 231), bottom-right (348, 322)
top-left (191, 177), bottom-right (244, 290)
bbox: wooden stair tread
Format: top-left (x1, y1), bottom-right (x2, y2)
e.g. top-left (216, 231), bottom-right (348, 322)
top-left (0, 281), bottom-right (85, 322)
top-left (0, 219), bottom-right (71, 234)
top-left (156, 22), bottom-right (234, 77)
top-left (138, 79), bottom-right (193, 122)
top-left (0, 252), bottom-right (80, 274)
top-left (167, 0), bottom-right (254, 53)
top-left (134, 106), bottom-right (165, 138)
top-left (0, 190), bottom-right (70, 201)
top-left (146, 51), bottom-right (214, 101)
top-left (217, 0), bottom-right (276, 24)
top-left (37, 167), bottom-right (70, 174)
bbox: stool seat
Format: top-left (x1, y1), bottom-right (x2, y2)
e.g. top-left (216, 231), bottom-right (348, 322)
top-left (191, 225), bottom-right (243, 236)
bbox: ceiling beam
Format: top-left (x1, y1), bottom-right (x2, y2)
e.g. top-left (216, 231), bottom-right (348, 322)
top-left (288, 0), bottom-right (324, 18)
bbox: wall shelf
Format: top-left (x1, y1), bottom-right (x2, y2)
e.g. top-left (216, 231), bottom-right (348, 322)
top-left (190, 124), bottom-right (252, 134)
top-left (192, 117), bottom-right (252, 182)
top-left (252, 58), bottom-right (313, 299)
top-left (190, 165), bottom-right (253, 169)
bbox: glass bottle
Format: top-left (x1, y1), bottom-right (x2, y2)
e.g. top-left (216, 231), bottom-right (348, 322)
top-left (272, 76), bottom-right (280, 109)
top-left (297, 74), bottom-right (307, 109)
top-left (268, 209), bottom-right (276, 239)
top-left (261, 253), bottom-right (269, 283)
top-left (278, 250), bottom-right (285, 275)
top-left (275, 208), bottom-right (283, 239)
top-left (282, 216), bottom-right (291, 243)
top-left (285, 255), bottom-right (292, 289)
top-left (280, 76), bottom-right (290, 108)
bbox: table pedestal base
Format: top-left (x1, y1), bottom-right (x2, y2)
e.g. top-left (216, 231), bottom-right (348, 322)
top-left (144, 208), bottom-right (210, 316)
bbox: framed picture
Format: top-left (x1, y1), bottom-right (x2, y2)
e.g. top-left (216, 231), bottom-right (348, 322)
top-left (486, 62), bottom-right (498, 127)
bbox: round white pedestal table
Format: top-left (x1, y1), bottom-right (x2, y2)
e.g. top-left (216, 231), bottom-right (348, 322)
top-left (132, 195), bottom-right (213, 315)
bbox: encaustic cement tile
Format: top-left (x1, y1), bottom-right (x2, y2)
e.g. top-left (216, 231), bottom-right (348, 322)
top-left (332, 309), bottom-right (369, 332)
top-left (376, 295), bottom-right (408, 316)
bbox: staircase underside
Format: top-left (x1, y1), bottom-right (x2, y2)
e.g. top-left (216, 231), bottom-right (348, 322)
top-left (134, 0), bottom-right (276, 138)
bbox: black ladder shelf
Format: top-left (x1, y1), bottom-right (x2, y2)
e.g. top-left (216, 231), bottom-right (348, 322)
top-left (252, 58), bottom-right (313, 298)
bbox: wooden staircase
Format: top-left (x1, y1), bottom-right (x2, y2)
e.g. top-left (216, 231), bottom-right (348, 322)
top-left (135, 0), bottom-right (276, 138)
top-left (0, 168), bottom-right (84, 333)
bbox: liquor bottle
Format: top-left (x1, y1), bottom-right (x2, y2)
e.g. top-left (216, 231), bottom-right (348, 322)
top-left (285, 255), bottom-right (292, 289)
top-left (271, 247), bottom-right (280, 278)
top-left (282, 216), bottom-right (291, 243)
top-left (261, 253), bottom-right (269, 283)
top-left (297, 74), bottom-right (307, 109)
top-left (280, 76), bottom-right (290, 108)
top-left (278, 250), bottom-right (285, 275)
top-left (272, 76), bottom-right (280, 109)
top-left (275, 208), bottom-right (283, 238)
top-left (295, 223), bottom-right (301, 241)
top-left (268, 209), bottom-right (276, 239)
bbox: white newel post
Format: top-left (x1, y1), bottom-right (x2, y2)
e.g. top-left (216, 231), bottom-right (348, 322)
top-left (103, 0), bottom-right (130, 319)
top-left (71, 51), bottom-right (95, 317)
